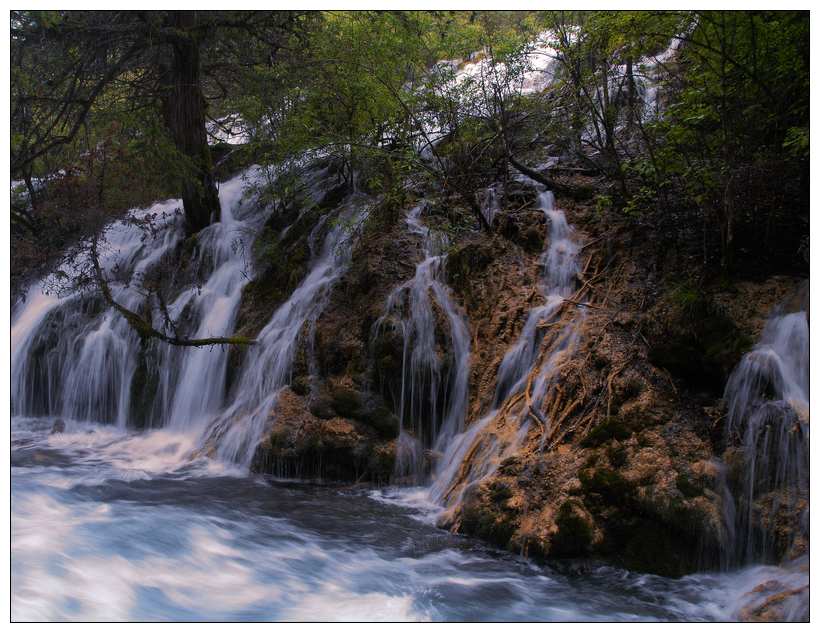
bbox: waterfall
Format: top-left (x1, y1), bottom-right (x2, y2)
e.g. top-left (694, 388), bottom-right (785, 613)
top-left (203, 198), bottom-right (369, 468)
top-left (480, 185), bottom-right (501, 227)
top-left (430, 188), bottom-right (584, 506)
top-left (10, 164), bottom-right (367, 469)
top-left (11, 196), bottom-right (185, 426)
top-left (372, 204), bottom-right (471, 483)
top-left (162, 174), bottom-right (266, 430)
top-left (11, 170), bottom-right (266, 429)
top-left (493, 191), bottom-right (580, 406)
top-left (721, 294), bottom-right (809, 564)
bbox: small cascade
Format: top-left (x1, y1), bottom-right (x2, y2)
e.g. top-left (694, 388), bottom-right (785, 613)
top-left (479, 185), bottom-right (501, 227)
top-left (431, 188), bottom-right (584, 506)
top-left (11, 198), bottom-right (184, 425)
top-left (372, 204), bottom-right (471, 483)
top-left (11, 170), bottom-right (265, 429)
top-left (494, 190), bottom-right (580, 405)
top-left (721, 293), bottom-right (809, 564)
top-left (203, 198), bottom-right (370, 468)
top-left (162, 174), bottom-right (267, 430)
top-left (639, 36), bottom-right (686, 118)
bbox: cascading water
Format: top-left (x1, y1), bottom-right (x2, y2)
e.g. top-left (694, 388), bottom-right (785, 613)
top-left (11, 170), bottom-right (265, 432)
top-left (12, 198), bottom-right (184, 426)
top-left (479, 185), bottom-right (501, 227)
top-left (11, 175), bottom-right (810, 620)
top-left (430, 187), bottom-right (584, 505)
top-left (493, 190), bottom-right (580, 405)
top-left (721, 291), bottom-right (810, 565)
top-left (10, 22), bottom-right (811, 622)
top-left (372, 204), bottom-right (471, 483)
top-left (204, 198), bottom-right (369, 467)
top-left (162, 174), bottom-right (268, 431)
top-left (10, 164), bottom-right (364, 471)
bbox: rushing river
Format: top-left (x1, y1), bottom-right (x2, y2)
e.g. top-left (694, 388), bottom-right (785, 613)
top-left (11, 416), bottom-right (807, 622)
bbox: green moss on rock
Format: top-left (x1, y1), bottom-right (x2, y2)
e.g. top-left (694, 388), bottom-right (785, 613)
top-left (551, 500), bottom-right (595, 557)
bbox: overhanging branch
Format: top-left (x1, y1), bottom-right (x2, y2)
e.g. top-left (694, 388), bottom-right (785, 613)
top-left (90, 236), bottom-right (255, 348)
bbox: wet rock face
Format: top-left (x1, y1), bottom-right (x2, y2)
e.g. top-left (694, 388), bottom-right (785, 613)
top-left (433, 201), bottom-right (736, 576)
top-left (233, 178), bottom-right (807, 578)
top-left (244, 197), bottom-right (416, 483)
top-left (307, 376), bottom-right (399, 439)
top-left (645, 295), bottom-right (752, 397)
top-left (250, 388), bottom-right (395, 483)
top-left (442, 406), bottom-right (725, 576)
top-left (444, 235), bottom-right (543, 420)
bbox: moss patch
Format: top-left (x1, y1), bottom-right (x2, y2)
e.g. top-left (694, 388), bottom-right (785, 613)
top-left (648, 283), bottom-right (754, 395)
top-left (551, 500), bottom-right (595, 557)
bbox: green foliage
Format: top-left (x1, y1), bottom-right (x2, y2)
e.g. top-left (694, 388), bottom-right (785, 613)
top-left (592, 194), bottom-right (612, 218)
top-left (11, 9), bottom-right (809, 299)
top-left (532, 10), bottom-right (807, 277)
top-left (670, 282), bottom-right (704, 315)
top-left (783, 126), bottom-right (809, 160)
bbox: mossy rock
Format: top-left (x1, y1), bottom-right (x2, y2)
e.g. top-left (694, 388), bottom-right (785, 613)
top-left (607, 442), bottom-right (629, 468)
top-left (309, 393), bottom-right (336, 420)
top-left (579, 467), bottom-right (633, 507)
top-left (445, 239), bottom-right (501, 297)
top-left (459, 483), bottom-right (518, 548)
top-left (367, 442), bottom-right (397, 484)
top-left (328, 384), bottom-right (362, 418)
top-left (496, 209), bottom-right (546, 254)
top-left (617, 498), bottom-right (720, 576)
top-left (356, 400), bottom-right (399, 439)
top-left (581, 414), bottom-right (649, 448)
top-left (252, 416), bottom-right (381, 483)
top-left (550, 500), bottom-right (595, 558)
top-left (487, 479), bottom-right (514, 503)
top-left (575, 462), bottom-right (722, 575)
top-left (290, 375), bottom-right (311, 396)
top-left (648, 285), bottom-right (754, 395)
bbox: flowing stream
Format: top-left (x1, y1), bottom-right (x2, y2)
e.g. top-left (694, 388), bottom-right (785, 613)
top-left (11, 416), bottom-right (809, 621)
top-left (431, 187), bottom-right (585, 506)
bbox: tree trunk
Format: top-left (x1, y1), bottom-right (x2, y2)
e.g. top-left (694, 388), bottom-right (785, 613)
top-left (23, 172), bottom-right (38, 211)
top-left (163, 11), bottom-right (220, 234)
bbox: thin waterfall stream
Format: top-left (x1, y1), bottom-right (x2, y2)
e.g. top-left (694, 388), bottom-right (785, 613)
top-left (204, 197), bottom-right (370, 467)
top-left (719, 292), bottom-right (810, 565)
top-left (372, 203), bottom-right (471, 483)
top-left (430, 187), bottom-right (585, 506)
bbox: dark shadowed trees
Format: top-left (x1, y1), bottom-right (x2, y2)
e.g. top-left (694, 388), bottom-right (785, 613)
top-left (11, 9), bottom-right (304, 234)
